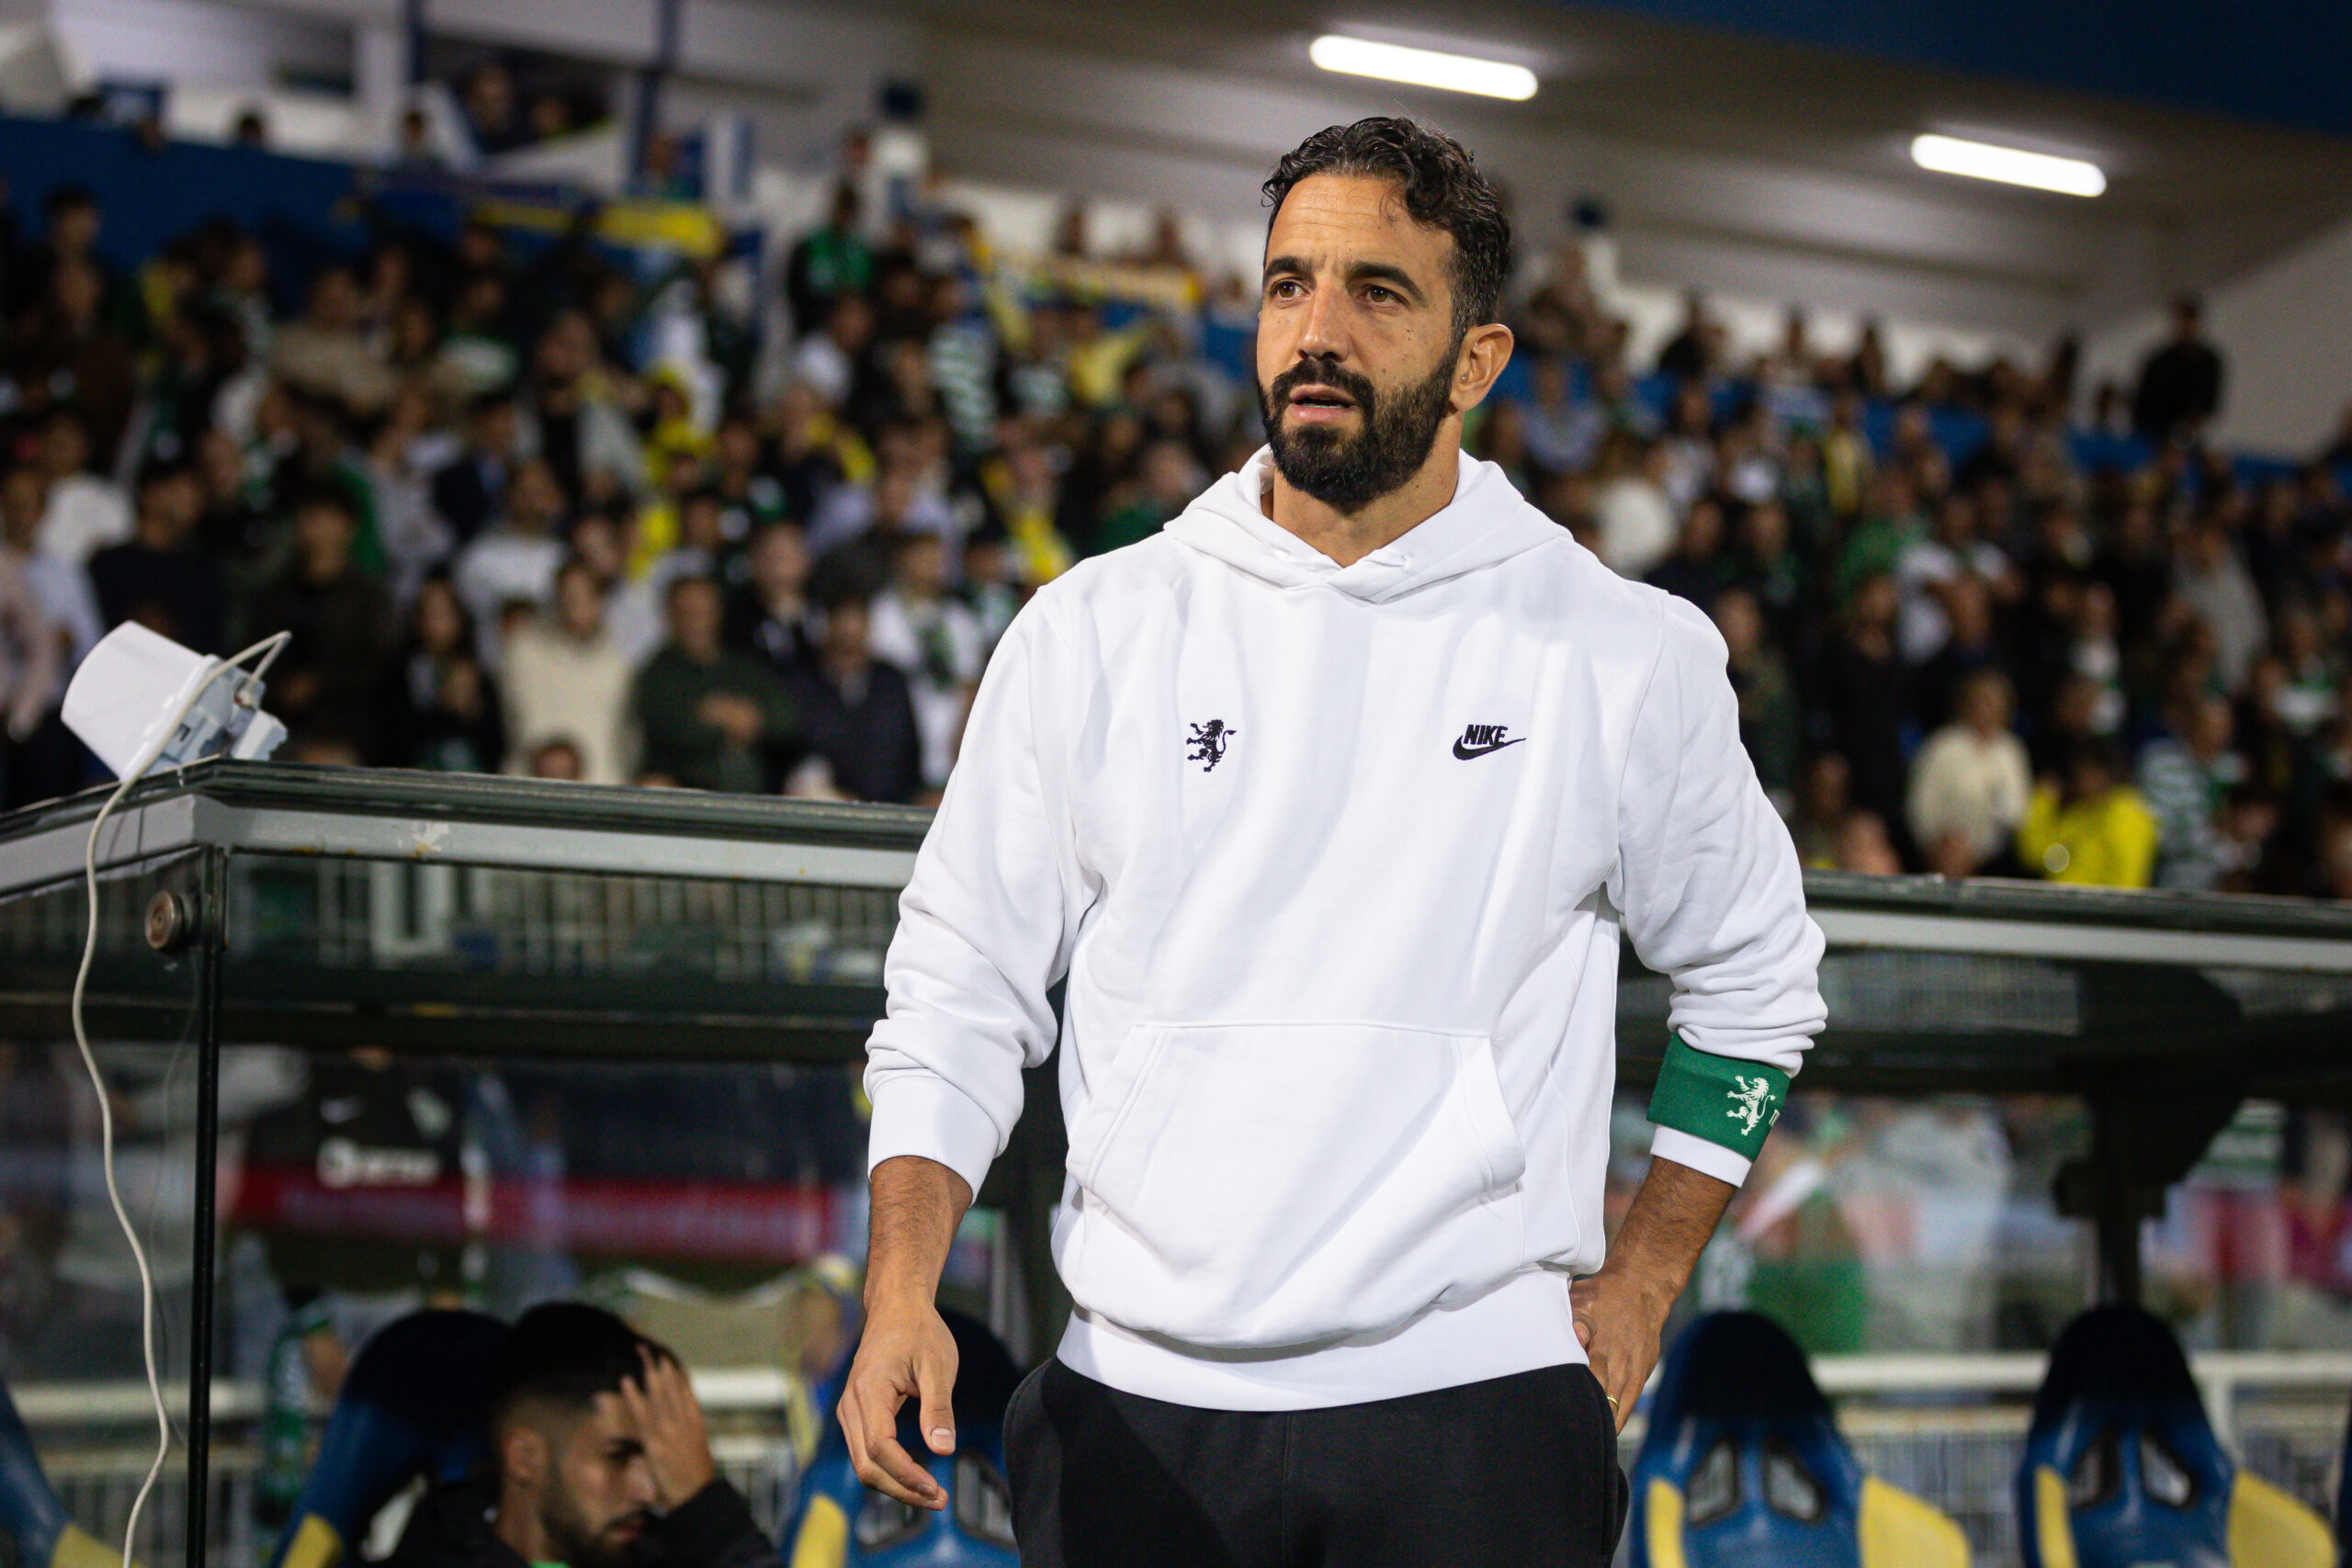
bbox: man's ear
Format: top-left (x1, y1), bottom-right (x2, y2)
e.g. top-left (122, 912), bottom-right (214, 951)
top-left (1451, 322), bottom-right (1516, 415)
top-left (503, 1425), bottom-right (547, 1490)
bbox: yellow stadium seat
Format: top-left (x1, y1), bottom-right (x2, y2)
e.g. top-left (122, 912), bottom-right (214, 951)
top-left (787, 1492), bottom-right (850, 1568)
top-left (51, 1524), bottom-right (138, 1568)
top-left (2030, 1466), bottom-right (2078, 1568)
top-left (1644, 1478), bottom-right (1689, 1568)
top-left (2225, 1473), bottom-right (2333, 1567)
top-left (1858, 1476), bottom-right (1970, 1568)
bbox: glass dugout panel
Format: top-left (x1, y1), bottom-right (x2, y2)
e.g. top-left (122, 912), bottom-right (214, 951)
top-left (0, 851), bottom-right (214, 1568)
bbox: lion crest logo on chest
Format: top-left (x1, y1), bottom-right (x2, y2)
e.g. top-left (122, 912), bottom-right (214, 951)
top-left (1186, 719), bottom-right (1238, 773)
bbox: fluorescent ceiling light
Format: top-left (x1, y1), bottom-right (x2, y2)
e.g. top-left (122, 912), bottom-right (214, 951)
top-left (1309, 36), bottom-right (1537, 101)
top-left (1911, 133), bottom-right (2105, 197)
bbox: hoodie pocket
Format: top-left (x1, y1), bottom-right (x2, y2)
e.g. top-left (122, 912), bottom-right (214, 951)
top-left (1060, 1021), bottom-right (1528, 1348)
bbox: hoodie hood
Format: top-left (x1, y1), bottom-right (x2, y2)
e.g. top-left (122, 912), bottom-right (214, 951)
top-left (1163, 446), bottom-right (1563, 604)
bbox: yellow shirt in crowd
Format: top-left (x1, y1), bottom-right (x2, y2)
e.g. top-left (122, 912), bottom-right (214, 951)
top-left (2016, 783), bottom-right (2161, 889)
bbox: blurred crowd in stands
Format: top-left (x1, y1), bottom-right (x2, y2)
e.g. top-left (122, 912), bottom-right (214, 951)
top-left (0, 124), bottom-right (2347, 908)
top-left (1510, 280), bottom-right (2334, 900)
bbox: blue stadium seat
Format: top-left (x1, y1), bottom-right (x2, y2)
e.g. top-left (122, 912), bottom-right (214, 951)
top-left (0, 1372), bottom-right (131, 1568)
top-left (2017, 1305), bottom-right (2330, 1568)
top-left (267, 1310), bottom-right (509, 1568)
top-left (1630, 1310), bottom-right (1966, 1568)
top-left (785, 1309), bottom-right (1020, 1568)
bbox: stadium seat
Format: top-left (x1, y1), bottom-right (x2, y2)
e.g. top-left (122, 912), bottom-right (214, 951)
top-left (2336, 1393), bottom-right (2352, 1562)
top-left (1629, 1310), bottom-right (1967, 1568)
top-left (2017, 1304), bottom-right (2331, 1568)
top-left (785, 1309), bottom-right (1021, 1568)
top-left (594, 1255), bottom-right (863, 1472)
top-left (267, 1310), bottom-right (510, 1568)
top-left (0, 1373), bottom-right (132, 1568)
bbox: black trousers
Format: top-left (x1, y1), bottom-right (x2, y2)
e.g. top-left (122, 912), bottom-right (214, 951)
top-left (1003, 1359), bottom-right (1627, 1567)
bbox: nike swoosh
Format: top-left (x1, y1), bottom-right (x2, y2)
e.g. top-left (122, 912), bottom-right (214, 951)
top-left (1453, 737), bottom-right (1528, 760)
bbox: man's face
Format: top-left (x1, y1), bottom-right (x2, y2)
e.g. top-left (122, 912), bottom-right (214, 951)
top-left (751, 525), bottom-right (809, 599)
top-left (54, 262), bottom-right (100, 325)
top-left (830, 297), bottom-right (873, 352)
top-left (512, 464), bottom-right (562, 531)
top-left (556, 568), bottom-right (605, 640)
top-left (479, 403), bottom-right (518, 457)
top-left (679, 498), bottom-right (725, 551)
top-left (311, 270), bottom-right (358, 332)
top-left (52, 202), bottom-right (98, 254)
top-left (824, 601), bottom-right (869, 660)
top-left (296, 506), bottom-right (354, 574)
top-left (533, 1394), bottom-right (656, 1568)
top-left (1256, 174), bottom-right (1464, 515)
top-left (668, 581), bottom-right (721, 652)
top-left (40, 418), bottom-right (87, 479)
top-left (571, 518), bottom-right (624, 581)
top-left (162, 472), bottom-right (203, 531)
top-left (717, 423), bottom-right (758, 470)
top-left (893, 535), bottom-right (945, 596)
top-left (0, 471), bottom-right (43, 545)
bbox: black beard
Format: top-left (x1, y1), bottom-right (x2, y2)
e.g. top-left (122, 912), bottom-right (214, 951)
top-left (1259, 350), bottom-right (1458, 515)
top-left (546, 1504), bottom-right (646, 1568)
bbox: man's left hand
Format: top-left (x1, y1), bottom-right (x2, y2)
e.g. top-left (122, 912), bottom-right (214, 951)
top-left (623, 1347), bottom-right (718, 1508)
top-left (1570, 1266), bottom-right (1674, 1434)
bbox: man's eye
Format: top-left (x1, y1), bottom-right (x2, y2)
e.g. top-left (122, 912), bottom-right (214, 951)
top-left (1269, 280), bottom-right (1302, 299)
top-left (1364, 286), bottom-right (1395, 303)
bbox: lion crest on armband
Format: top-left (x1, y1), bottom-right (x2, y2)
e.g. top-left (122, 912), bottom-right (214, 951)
top-left (1726, 1075), bottom-right (1773, 1136)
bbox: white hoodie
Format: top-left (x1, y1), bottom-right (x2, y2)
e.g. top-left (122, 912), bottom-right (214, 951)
top-left (865, 448), bottom-right (1825, 1410)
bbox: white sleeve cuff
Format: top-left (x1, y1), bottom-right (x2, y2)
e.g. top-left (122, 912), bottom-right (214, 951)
top-left (1650, 1124), bottom-right (1755, 1188)
top-left (865, 1073), bottom-right (1002, 1198)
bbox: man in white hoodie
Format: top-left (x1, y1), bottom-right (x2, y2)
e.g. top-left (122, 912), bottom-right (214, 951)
top-left (843, 118), bottom-right (1825, 1566)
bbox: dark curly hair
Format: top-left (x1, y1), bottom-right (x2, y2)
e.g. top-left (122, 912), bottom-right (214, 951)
top-left (1261, 117), bottom-right (1512, 341)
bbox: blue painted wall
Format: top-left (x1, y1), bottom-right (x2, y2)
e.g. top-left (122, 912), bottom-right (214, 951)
top-left (1562, 0), bottom-right (2352, 143)
top-left (0, 114), bottom-right (368, 284)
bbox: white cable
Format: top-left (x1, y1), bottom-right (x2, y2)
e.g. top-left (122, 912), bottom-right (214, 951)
top-left (70, 632), bottom-right (288, 1568)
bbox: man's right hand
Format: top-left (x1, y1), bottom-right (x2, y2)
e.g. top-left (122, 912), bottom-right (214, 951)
top-left (696, 692), bottom-right (764, 744)
top-left (838, 1296), bottom-right (960, 1509)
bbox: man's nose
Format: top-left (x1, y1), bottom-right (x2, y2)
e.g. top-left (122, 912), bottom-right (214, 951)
top-left (1295, 284), bottom-right (1348, 360)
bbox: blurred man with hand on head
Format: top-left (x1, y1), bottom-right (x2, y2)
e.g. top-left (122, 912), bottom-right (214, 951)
top-left (390, 1303), bottom-right (780, 1568)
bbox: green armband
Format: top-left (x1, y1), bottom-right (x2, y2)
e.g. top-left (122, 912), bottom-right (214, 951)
top-left (1647, 1034), bottom-right (1788, 1161)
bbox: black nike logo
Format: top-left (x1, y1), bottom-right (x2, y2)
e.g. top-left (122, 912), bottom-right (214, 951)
top-left (1453, 723), bottom-right (1527, 760)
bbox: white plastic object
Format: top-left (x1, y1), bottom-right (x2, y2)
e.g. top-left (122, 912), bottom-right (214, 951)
top-left (61, 622), bottom-right (285, 779)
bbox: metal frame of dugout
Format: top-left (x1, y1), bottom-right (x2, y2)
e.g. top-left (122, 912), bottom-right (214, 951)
top-left (7, 760), bottom-right (2352, 1565)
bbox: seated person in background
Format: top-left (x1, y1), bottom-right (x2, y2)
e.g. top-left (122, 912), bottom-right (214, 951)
top-left (505, 560), bottom-right (635, 786)
top-left (632, 575), bottom-right (793, 794)
top-left (783, 585), bottom-right (923, 806)
top-left (725, 520), bottom-right (817, 675)
top-left (29, 411), bottom-right (130, 569)
top-left (2137, 692), bottom-right (2243, 893)
top-left (455, 458), bottom-right (570, 660)
top-left (1905, 668), bottom-right (2030, 878)
top-left (527, 738), bottom-right (585, 782)
top-left (1832, 808), bottom-right (1904, 875)
top-left (866, 529), bottom-right (984, 793)
top-left (245, 489), bottom-right (395, 757)
top-left (390, 1303), bottom-right (780, 1568)
top-left (88, 461), bottom-right (223, 654)
top-left (375, 574), bottom-right (504, 775)
top-left (2018, 736), bottom-right (2161, 888)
